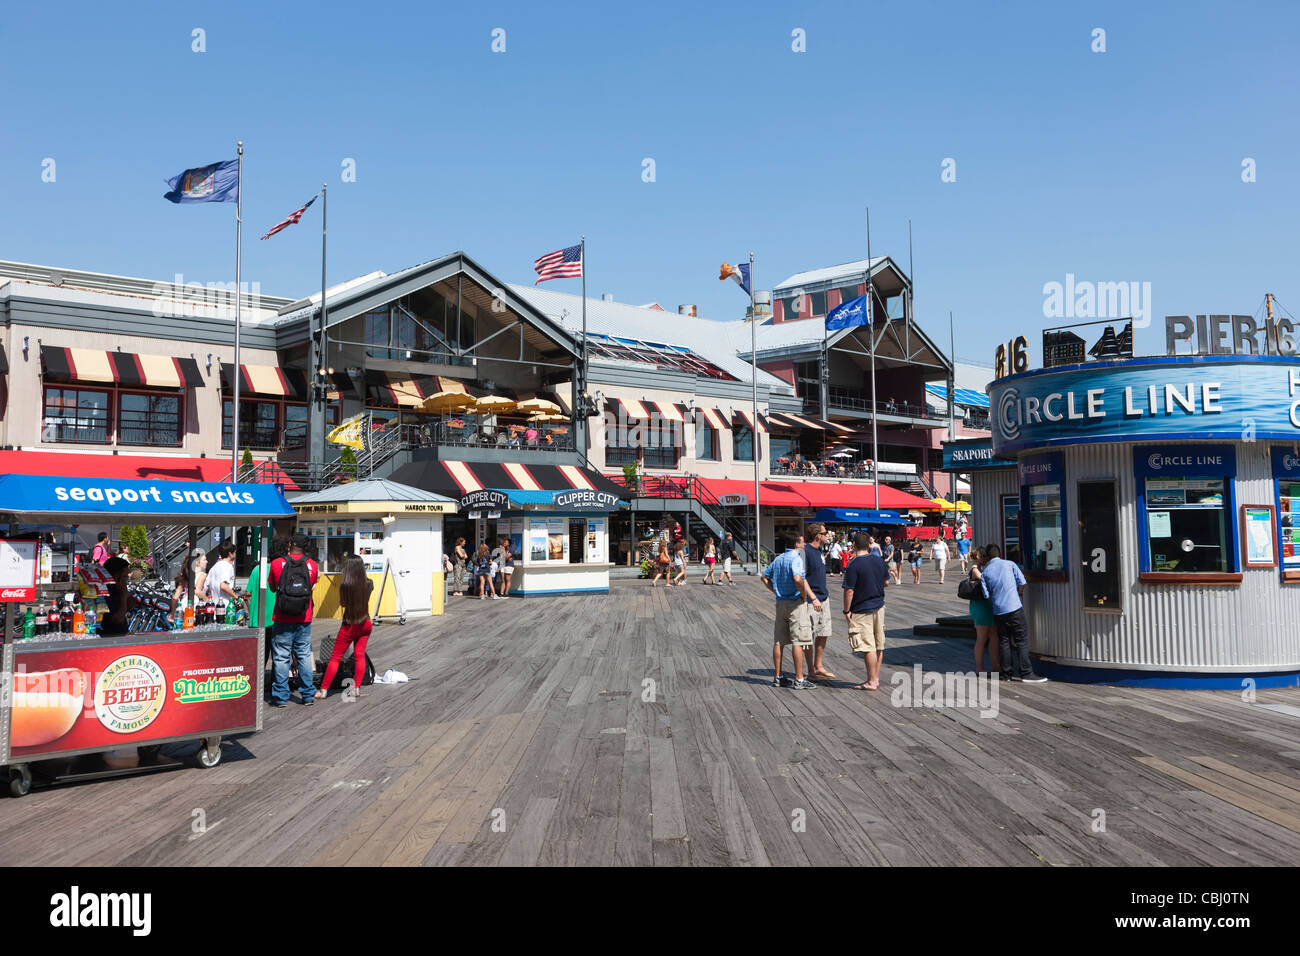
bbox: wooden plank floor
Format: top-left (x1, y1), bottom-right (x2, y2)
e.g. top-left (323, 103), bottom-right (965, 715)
top-left (3, 571), bottom-right (1299, 866)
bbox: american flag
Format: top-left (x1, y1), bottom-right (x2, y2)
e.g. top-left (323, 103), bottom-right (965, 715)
top-left (260, 195), bottom-right (317, 240)
top-left (533, 243), bottom-right (583, 283)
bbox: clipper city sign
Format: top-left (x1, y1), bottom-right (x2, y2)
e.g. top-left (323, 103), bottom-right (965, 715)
top-left (988, 357), bottom-right (1300, 453)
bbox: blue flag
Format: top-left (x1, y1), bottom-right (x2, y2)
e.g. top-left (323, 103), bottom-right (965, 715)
top-left (163, 159), bottom-right (239, 204)
top-left (825, 293), bottom-right (870, 330)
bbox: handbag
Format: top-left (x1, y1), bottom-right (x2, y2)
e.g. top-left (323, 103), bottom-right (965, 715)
top-left (957, 578), bottom-right (981, 600)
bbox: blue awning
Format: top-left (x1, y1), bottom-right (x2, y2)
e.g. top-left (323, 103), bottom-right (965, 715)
top-left (482, 489), bottom-right (624, 510)
top-left (0, 474), bottom-right (296, 522)
top-left (925, 383), bottom-right (990, 409)
top-left (814, 508), bottom-right (906, 525)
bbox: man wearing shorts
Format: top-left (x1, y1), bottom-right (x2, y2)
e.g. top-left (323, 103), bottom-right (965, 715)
top-left (761, 533), bottom-right (821, 689)
top-left (803, 523), bottom-right (837, 681)
top-left (957, 527), bottom-right (971, 573)
top-left (842, 531), bottom-right (890, 690)
top-left (720, 532), bottom-right (738, 585)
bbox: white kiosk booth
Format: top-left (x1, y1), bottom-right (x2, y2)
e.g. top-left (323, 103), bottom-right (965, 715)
top-left (290, 479), bottom-right (458, 619)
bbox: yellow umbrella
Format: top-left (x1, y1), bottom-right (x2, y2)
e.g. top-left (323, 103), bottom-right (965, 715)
top-left (472, 395), bottom-right (516, 414)
top-left (953, 500), bottom-right (972, 512)
top-left (528, 412), bottom-right (569, 423)
top-left (930, 497), bottom-right (955, 510)
top-left (515, 397), bottom-right (562, 415)
top-left (421, 391), bottom-right (475, 413)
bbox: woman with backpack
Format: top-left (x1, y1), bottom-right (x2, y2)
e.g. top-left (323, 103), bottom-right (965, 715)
top-left (91, 531), bottom-right (112, 567)
top-left (316, 557), bottom-right (374, 700)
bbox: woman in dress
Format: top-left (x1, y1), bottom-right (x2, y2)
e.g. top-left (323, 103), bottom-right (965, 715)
top-left (966, 549), bottom-right (999, 674)
top-left (452, 537), bottom-right (468, 596)
top-left (474, 543), bottom-right (498, 600)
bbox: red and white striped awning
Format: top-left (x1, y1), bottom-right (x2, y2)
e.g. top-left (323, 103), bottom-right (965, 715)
top-left (766, 412), bottom-right (855, 433)
top-left (605, 397), bottom-right (688, 421)
top-left (392, 459), bottom-right (625, 498)
top-left (732, 408), bottom-right (768, 434)
top-left (697, 407), bottom-right (729, 431)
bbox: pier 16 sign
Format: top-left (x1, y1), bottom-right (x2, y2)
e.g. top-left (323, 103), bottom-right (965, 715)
top-left (988, 357), bottom-right (1300, 453)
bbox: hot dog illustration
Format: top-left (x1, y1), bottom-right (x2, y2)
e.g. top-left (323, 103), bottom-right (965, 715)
top-left (10, 668), bottom-right (85, 747)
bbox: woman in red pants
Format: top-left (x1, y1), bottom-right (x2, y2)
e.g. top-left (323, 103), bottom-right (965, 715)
top-left (316, 557), bottom-right (373, 699)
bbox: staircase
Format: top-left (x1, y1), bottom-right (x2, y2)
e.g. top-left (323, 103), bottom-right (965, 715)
top-left (912, 614), bottom-right (976, 639)
top-left (906, 472), bottom-right (937, 499)
top-left (605, 474), bottom-right (757, 562)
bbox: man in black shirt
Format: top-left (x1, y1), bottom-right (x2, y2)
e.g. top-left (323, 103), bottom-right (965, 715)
top-left (720, 532), bottom-right (739, 586)
top-left (842, 531), bottom-right (890, 690)
top-left (804, 523), bottom-right (836, 680)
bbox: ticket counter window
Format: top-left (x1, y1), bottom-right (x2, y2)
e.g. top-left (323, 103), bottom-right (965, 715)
top-left (1143, 477), bottom-right (1230, 573)
top-left (1024, 482), bottom-right (1063, 572)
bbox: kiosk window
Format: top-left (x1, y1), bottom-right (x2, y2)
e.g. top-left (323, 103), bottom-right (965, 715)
top-left (1000, 494), bottom-right (1021, 565)
top-left (1143, 477), bottom-right (1230, 573)
top-left (1024, 482), bottom-right (1063, 572)
top-left (1078, 480), bottom-right (1120, 609)
top-left (1280, 478), bottom-right (1300, 576)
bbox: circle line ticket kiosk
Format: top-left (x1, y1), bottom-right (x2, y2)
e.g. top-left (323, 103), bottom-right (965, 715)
top-left (0, 473), bottom-right (295, 796)
top-left (982, 354), bottom-right (1300, 687)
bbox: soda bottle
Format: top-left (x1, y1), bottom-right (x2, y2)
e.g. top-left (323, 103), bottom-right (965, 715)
top-left (73, 602), bottom-right (86, 635)
top-left (224, 600), bottom-right (236, 627)
top-left (48, 602), bottom-right (60, 634)
top-left (22, 608), bottom-right (35, 640)
top-left (34, 603), bottom-right (47, 636)
top-left (62, 595), bottom-right (74, 633)
top-left (183, 596), bottom-right (195, 630)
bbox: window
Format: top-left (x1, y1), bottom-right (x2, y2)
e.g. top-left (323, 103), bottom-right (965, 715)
top-left (364, 307), bottom-right (392, 359)
top-left (1078, 481), bottom-right (1120, 609)
top-left (795, 360), bottom-right (821, 403)
top-left (810, 291), bottom-right (827, 317)
top-left (1143, 478), bottom-right (1231, 572)
top-left (1136, 446), bottom-right (1238, 578)
top-left (42, 387), bottom-right (110, 444)
top-left (222, 399), bottom-right (279, 449)
top-left (781, 296), bottom-right (801, 321)
top-left (606, 414), bottom-right (681, 469)
top-left (118, 392), bottom-right (182, 447)
top-left (695, 420), bottom-right (718, 460)
top-left (1001, 494), bottom-right (1021, 565)
top-left (283, 404), bottom-right (309, 450)
top-left (770, 435), bottom-right (796, 462)
top-left (1020, 452), bottom-right (1065, 574)
top-left (733, 423), bottom-right (754, 462)
top-left (1275, 447), bottom-right (1300, 580)
top-left (838, 285), bottom-right (860, 306)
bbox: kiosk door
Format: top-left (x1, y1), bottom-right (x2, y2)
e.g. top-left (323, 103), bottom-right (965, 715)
top-left (1078, 480), bottom-right (1121, 610)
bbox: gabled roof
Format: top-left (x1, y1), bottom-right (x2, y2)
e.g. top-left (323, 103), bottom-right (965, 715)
top-left (288, 478), bottom-right (456, 504)
top-left (772, 256), bottom-right (900, 294)
top-left (273, 251), bottom-right (580, 358)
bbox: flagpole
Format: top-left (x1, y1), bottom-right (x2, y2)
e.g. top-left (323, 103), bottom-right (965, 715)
top-left (232, 141), bottom-right (243, 486)
top-left (580, 236), bottom-right (587, 457)
top-left (319, 183), bottom-right (329, 479)
top-left (867, 207), bottom-right (879, 511)
top-left (750, 252), bottom-right (761, 568)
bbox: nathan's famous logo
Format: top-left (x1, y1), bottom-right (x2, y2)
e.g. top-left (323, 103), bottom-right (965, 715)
top-left (172, 672), bottom-right (251, 704)
top-left (94, 655), bottom-right (166, 734)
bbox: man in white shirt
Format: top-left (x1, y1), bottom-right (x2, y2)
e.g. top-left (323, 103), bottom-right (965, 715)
top-left (207, 540), bottom-right (239, 609)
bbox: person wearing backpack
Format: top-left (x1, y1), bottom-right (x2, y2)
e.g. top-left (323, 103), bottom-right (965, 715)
top-left (316, 557), bottom-right (373, 700)
top-left (91, 532), bottom-right (112, 567)
top-left (268, 533), bottom-right (320, 707)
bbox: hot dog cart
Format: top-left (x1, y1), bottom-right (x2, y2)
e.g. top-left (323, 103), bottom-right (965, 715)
top-left (0, 473), bottom-right (295, 796)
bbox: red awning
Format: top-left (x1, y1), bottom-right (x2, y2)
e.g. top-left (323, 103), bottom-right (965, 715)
top-left (694, 476), bottom-right (937, 511)
top-left (0, 450), bottom-right (235, 483)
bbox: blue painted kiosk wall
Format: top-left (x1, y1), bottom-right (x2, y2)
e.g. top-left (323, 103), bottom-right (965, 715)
top-left (985, 356), bottom-right (1300, 686)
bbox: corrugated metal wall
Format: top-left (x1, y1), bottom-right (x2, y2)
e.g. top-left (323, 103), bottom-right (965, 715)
top-left (1006, 440), bottom-right (1300, 671)
top-left (969, 468), bottom-right (1017, 550)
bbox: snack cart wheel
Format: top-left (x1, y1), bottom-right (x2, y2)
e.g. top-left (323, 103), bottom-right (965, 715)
top-left (8, 764), bottom-right (32, 798)
top-left (195, 737), bottom-right (222, 769)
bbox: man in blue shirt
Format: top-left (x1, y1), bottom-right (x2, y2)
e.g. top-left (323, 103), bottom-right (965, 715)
top-left (842, 531), bottom-right (891, 689)
top-left (762, 533), bottom-right (822, 689)
top-left (803, 522), bottom-right (837, 681)
top-left (978, 544), bottom-right (1046, 682)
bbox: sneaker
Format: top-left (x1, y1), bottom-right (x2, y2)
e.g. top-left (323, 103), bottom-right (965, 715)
top-left (772, 676), bottom-right (793, 688)
top-left (999, 674), bottom-right (1013, 682)
top-left (270, 700), bottom-right (288, 708)
top-left (1020, 674), bottom-right (1048, 683)
top-left (790, 678), bottom-right (816, 690)
top-left (302, 696), bottom-right (315, 706)
top-left (491, 595), bottom-right (501, 600)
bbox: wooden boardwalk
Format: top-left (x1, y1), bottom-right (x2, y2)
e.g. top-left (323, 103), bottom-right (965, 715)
top-left (3, 572), bottom-right (1299, 866)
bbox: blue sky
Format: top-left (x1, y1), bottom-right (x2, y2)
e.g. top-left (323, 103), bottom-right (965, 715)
top-left (2, 0), bottom-right (1297, 365)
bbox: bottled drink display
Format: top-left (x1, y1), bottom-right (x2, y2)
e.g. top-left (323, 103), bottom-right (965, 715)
top-left (34, 603), bottom-right (48, 637)
top-left (47, 602), bottom-right (60, 634)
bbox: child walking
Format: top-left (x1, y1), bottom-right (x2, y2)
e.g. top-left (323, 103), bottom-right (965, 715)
top-left (316, 557), bottom-right (373, 700)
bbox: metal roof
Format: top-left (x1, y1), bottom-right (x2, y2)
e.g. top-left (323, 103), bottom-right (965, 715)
top-left (508, 285), bottom-right (791, 391)
top-left (288, 479), bottom-right (457, 505)
top-left (772, 257), bottom-right (891, 293)
top-left (926, 383), bottom-right (991, 409)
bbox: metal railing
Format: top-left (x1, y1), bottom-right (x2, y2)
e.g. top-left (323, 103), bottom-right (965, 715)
top-left (606, 474), bottom-right (755, 558)
top-left (826, 389), bottom-right (946, 420)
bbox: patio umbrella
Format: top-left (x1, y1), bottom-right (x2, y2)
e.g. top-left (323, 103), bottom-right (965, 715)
top-left (515, 397), bottom-right (562, 415)
top-left (930, 497), bottom-right (955, 510)
top-left (472, 395), bottom-right (516, 415)
top-left (528, 412), bottom-right (569, 423)
top-left (831, 450), bottom-right (854, 458)
top-left (953, 500), bottom-right (972, 512)
top-left (421, 391), bottom-right (475, 413)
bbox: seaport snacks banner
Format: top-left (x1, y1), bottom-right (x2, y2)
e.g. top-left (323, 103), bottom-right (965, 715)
top-left (989, 357), bottom-right (1300, 453)
top-left (5, 635), bottom-right (258, 760)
